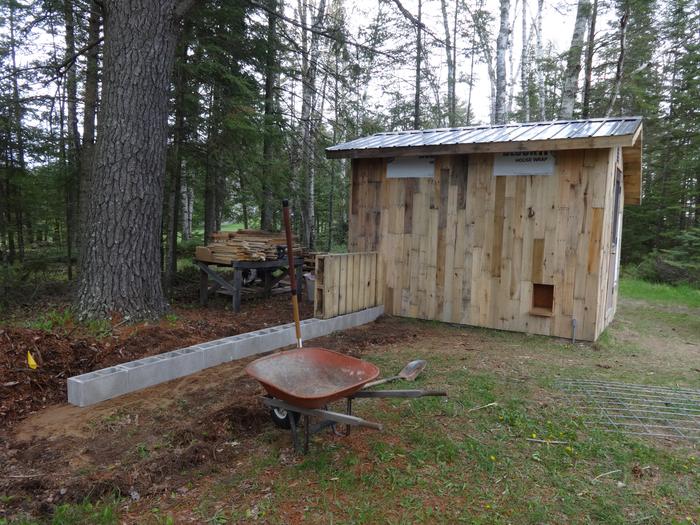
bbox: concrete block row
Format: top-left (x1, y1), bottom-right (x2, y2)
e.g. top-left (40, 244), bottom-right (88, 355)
top-left (67, 306), bottom-right (384, 407)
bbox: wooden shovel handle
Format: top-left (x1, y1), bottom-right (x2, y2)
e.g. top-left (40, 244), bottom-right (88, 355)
top-left (282, 199), bottom-right (302, 347)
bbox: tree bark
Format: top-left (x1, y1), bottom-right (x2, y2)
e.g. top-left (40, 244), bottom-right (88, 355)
top-left (440, 0), bottom-right (455, 126)
top-left (181, 178), bottom-right (193, 240)
top-left (559, 0), bottom-right (591, 119)
top-left (64, 0), bottom-right (80, 280)
top-left (165, 27), bottom-right (190, 291)
top-left (605, 11), bottom-right (629, 117)
top-left (9, 1), bottom-right (26, 262)
top-left (77, 0), bottom-right (191, 320)
top-left (521, 0), bottom-right (530, 121)
top-left (505, 0), bottom-right (519, 118)
top-left (581, 0), bottom-right (597, 118)
top-left (414, 0), bottom-right (422, 129)
top-left (494, 0), bottom-right (511, 124)
top-left (204, 91), bottom-right (217, 244)
top-left (79, 2), bottom-right (101, 257)
top-left (535, 0), bottom-right (545, 119)
top-left (298, 0), bottom-right (326, 249)
top-left (261, 0), bottom-right (280, 230)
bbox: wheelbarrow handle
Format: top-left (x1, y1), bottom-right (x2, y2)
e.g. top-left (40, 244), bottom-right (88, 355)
top-left (351, 389), bottom-right (448, 399)
top-left (362, 375), bottom-right (401, 389)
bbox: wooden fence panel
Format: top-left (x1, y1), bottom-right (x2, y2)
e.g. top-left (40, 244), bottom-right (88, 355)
top-left (314, 252), bottom-right (381, 319)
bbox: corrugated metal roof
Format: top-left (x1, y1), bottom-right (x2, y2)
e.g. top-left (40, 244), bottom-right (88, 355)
top-left (327, 117), bottom-right (642, 156)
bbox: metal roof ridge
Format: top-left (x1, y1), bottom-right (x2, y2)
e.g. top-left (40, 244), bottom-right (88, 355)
top-left (362, 116), bottom-right (642, 137)
top-left (325, 116), bottom-right (643, 151)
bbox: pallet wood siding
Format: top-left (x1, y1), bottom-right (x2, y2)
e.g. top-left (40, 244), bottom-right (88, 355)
top-left (599, 146), bottom-right (625, 335)
top-left (314, 252), bottom-right (380, 319)
top-left (349, 148), bottom-right (625, 341)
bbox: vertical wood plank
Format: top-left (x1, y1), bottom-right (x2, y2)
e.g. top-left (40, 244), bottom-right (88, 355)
top-left (314, 255), bottom-right (323, 318)
top-left (337, 254), bottom-right (348, 315)
top-left (491, 176), bottom-right (506, 277)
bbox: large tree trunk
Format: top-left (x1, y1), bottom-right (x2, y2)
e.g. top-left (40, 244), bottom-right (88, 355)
top-left (559, 0), bottom-right (591, 119)
top-left (494, 0), bottom-right (511, 124)
top-left (77, 0), bottom-right (191, 320)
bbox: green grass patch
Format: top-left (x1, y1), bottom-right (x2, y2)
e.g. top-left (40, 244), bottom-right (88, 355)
top-left (190, 222), bottom-right (245, 236)
top-left (619, 278), bottom-right (700, 308)
top-left (1, 499), bottom-right (120, 525)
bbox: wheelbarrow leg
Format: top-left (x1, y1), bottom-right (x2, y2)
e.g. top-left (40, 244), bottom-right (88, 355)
top-left (289, 412), bottom-right (300, 452)
top-left (346, 398), bottom-right (352, 436)
top-left (304, 415), bottom-right (310, 454)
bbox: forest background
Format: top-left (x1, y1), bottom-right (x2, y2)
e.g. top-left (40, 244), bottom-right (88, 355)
top-left (0, 0), bottom-right (697, 319)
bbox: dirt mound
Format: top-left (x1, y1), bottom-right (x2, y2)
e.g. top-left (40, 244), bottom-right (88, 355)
top-left (0, 295), bottom-right (314, 427)
top-left (0, 328), bottom-right (98, 423)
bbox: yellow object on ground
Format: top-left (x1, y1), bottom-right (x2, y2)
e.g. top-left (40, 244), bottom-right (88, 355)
top-left (27, 351), bottom-right (37, 369)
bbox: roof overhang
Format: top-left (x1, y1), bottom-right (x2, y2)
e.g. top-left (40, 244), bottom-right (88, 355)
top-left (326, 117), bottom-right (643, 160)
top-left (622, 127), bottom-right (643, 205)
top-left (327, 132), bottom-right (640, 159)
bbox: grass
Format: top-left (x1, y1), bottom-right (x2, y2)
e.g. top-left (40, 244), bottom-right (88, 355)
top-left (1, 499), bottom-right (120, 525)
top-left (171, 289), bottom-right (699, 524)
top-left (190, 222), bottom-right (245, 237)
top-left (22, 307), bottom-right (112, 338)
top-left (4, 277), bottom-right (699, 524)
top-left (619, 277), bottom-right (700, 309)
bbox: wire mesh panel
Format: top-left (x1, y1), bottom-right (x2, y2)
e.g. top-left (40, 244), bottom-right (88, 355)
top-left (558, 379), bottom-right (700, 441)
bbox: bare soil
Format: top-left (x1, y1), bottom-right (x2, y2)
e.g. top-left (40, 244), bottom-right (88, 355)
top-left (0, 316), bottom-right (416, 521)
top-left (0, 295), bottom-right (313, 427)
top-left (1, 295), bottom-right (697, 523)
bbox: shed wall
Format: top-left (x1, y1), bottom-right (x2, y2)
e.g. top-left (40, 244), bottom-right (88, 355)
top-left (348, 148), bottom-right (621, 341)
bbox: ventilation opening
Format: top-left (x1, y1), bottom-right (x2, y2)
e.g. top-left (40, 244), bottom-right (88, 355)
top-left (531, 283), bottom-right (554, 316)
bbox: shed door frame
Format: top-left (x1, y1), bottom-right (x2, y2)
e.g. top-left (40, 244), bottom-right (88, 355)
top-left (606, 166), bottom-right (623, 315)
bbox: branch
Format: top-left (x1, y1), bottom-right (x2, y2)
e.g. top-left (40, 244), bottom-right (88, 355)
top-left (250, 0), bottom-right (394, 58)
top-left (1, 37), bottom-right (104, 83)
top-left (390, 0), bottom-right (445, 45)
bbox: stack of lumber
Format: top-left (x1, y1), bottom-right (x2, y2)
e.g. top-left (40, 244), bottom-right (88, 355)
top-left (196, 229), bottom-right (301, 264)
top-left (303, 251), bottom-right (322, 272)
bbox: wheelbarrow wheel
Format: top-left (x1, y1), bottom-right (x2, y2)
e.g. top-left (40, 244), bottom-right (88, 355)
top-left (269, 405), bottom-right (301, 429)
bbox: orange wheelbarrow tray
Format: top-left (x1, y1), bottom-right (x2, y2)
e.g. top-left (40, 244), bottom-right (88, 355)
top-left (245, 347), bottom-right (447, 453)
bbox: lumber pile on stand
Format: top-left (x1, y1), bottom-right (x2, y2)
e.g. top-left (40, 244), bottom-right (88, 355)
top-left (196, 229), bottom-right (301, 264)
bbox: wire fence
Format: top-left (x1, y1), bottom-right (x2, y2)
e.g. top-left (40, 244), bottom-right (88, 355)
top-left (557, 379), bottom-right (700, 441)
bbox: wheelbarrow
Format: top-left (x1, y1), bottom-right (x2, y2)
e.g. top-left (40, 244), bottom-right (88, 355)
top-left (245, 201), bottom-right (447, 453)
top-left (246, 347), bottom-right (447, 453)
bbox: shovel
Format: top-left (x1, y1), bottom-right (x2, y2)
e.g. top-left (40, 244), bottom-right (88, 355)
top-left (362, 359), bottom-right (427, 389)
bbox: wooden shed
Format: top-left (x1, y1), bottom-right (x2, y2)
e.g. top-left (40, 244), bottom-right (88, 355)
top-left (326, 117), bottom-right (643, 341)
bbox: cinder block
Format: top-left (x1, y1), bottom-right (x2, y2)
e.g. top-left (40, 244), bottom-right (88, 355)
top-left (121, 355), bottom-right (175, 391)
top-left (67, 366), bottom-right (130, 407)
top-left (165, 346), bottom-right (205, 379)
top-left (200, 340), bottom-right (236, 368)
top-left (301, 319), bottom-right (327, 340)
top-left (67, 306), bottom-right (384, 407)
